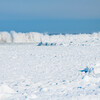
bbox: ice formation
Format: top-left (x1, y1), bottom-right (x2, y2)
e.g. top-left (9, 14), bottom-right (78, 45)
top-left (0, 31), bottom-right (100, 46)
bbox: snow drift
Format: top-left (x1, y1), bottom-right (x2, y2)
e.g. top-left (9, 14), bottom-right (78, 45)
top-left (0, 31), bottom-right (100, 46)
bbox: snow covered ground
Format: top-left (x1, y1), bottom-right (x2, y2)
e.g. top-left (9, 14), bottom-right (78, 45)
top-left (0, 32), bottom-right (100, 100)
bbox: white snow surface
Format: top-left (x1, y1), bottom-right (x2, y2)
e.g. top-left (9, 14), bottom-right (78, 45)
top-left (0, 32), bottom-right (100, 100)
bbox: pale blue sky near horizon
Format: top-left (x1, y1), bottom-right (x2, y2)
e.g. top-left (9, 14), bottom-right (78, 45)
top-left (0, 0), bottom-right (100, 19)
top-left (0, 0), bottom-right (100, 33)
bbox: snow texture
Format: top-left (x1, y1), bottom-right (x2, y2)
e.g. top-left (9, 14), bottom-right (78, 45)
top-left (0, 32), bottom-right (100, 100)
top-left (0, 31), bottom-right (100, 46)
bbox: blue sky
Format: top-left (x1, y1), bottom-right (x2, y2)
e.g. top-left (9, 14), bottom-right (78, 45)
top-left (0, 0), bottom-right (100, 33)
top-left (0, 0), bottom-right (100, 20)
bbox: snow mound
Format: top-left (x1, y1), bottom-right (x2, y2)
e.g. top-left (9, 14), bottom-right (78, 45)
top-left (94, 63), bottom-right (100, 74)
top-left (29, 94), bottom-right (38, 99)
top-left (0, 84), bottom-right (15, 99)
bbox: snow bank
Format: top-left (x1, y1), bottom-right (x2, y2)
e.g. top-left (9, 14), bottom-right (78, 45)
top-left (0, 32), bottom-right (12, 43)
top-left (0, 31), bottom-right (100, 46)
top-left (0, 84), bottom-right (15, 99)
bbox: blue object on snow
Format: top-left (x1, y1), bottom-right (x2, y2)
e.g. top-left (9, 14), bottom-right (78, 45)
top-left (80, 66), bottom-right (93, 73)
top-left (77, 86), bottom-right (82, 89)
top-left (37, 42), bottom-right (43, 46)
top-left (62, 80), bottom-right (66, 82)
top-left (37, 42), bottom-right (57, 46)
top-left (45, 42), bottom-right (48, 46)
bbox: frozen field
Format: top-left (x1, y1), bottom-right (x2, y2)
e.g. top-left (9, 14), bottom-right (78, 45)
top-left (0, 32), bottom-right (100, 100)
